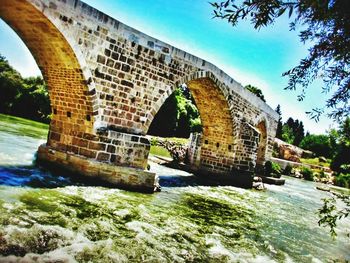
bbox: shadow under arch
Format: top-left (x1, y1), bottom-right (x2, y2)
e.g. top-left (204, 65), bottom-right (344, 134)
top-left (0, 0), bottom-right (95, 141)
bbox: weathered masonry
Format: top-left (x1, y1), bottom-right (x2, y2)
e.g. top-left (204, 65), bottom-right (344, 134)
top-left (0, 0), bottom-right (278, 191)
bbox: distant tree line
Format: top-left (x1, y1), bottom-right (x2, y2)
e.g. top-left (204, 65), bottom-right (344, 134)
top-left (0, 54), bottom-right (51, 123)
top-left (275, 103), bottom-right (350, 188)
top-left (275, 104), bottom-right (305, 146)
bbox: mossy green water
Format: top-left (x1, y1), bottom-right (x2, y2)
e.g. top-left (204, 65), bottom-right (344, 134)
top-left (0, 186), bottom-right (263, 262)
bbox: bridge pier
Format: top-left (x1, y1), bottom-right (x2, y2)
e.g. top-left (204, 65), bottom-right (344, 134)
top-left (37, 129), bottom-right (159, 192)
top-left (187, 132), bottom-right (256, 188)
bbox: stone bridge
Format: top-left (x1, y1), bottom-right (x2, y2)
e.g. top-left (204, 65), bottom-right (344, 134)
top-left (0, 0), bottom-right (278, 192)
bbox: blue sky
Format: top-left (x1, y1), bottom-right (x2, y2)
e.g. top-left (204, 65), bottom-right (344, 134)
top-left (0, 0), bottom-right (334, 134)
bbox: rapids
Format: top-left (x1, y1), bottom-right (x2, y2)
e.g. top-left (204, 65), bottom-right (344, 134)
top-left (0, 114), bottom-right (349, 262)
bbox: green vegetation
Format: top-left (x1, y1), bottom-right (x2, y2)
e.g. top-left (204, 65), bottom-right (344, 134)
top-left (300, 167), bottom-right (314, 181)
top-left (278, 116), bottom-right (305, 146)
top-left (300, 158), bottom-right (330, 168)
top-left (150, 136), bottom-right (188, 145)
top-left (274, 105), bottom-right (305, 146)
top-left (318, 118), bottom-right (350, 237)
top-left (300, 134), bottom-right (332, 158)
top-left (298, 118), bottom-right (350, 188)
top-left (330, 118), bottom-right (350, 172)
top-left (148, 87), bottom-right (202, 138)
top-left (149, 146), bottom-right (172, 158)
top-left (0, 54), bottom-right (50, 123)
top-left (245, 84), bottom-right (265, 102)
top-left (335, 173), bottom-right (350, 189)
top-left (264, 161), bottom-right (282, 178)
top-left (149, 136), bottom-right (188, 162)
top-left (275, 104), bottom-right (283, 139)
top-left (150, 84), bottom-right (267, 138)
top-left (283, 165), bottom-right (293, 176)
top-left (318, 193), bottom-right (350, 238)
top-left (271, 111), bottom-right (349, 236)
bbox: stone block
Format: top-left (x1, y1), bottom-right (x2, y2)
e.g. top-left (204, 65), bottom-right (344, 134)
top-left (79, 148), bottom-right (97, 159)
top-left (88, 141), bottom-right (106, 151)
top-left (97, 152), bottom-right (110, 162)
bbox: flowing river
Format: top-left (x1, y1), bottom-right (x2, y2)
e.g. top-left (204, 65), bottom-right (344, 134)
top-left (0, 113), bottom-right (349, 262)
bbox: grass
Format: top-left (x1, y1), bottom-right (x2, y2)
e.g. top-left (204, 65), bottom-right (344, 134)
top-left (149, 145), bottom-right (171, 158)
top-left (148, 135), bottom-right (189, 159)
top-left (300, 157), bottom-right (330, 168)
top-left (148, 135), bottom-right (189, 145)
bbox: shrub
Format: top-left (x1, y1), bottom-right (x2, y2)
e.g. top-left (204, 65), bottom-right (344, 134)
top-left (264, 161), bottom-right (272, 176)
top-left (340, 164), bottom-right (350, 173)
top-left (272, 142), bottom-right (279, 158)
top-left (150, 137), bottom-right (158, 146)
top-left (299, 134), bottom-right (332, 158)
top-left (335, 173), bottom-right (350, 188)
top-left (283, 165), bottom-right (293, 176)
top-left (271, 162), bottom-right (282, 178)
top-left (300, 167), bottom-right (314, 181)
top-left (264, 161), bottom-right (282, 178)
top-left (317, 170), bottom-right (326, 178)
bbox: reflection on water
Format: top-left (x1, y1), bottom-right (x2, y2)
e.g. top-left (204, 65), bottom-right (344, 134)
top-left (0, 114), bottom-right (349, 262)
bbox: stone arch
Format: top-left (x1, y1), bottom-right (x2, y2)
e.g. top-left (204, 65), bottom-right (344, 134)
top-left (0, 0), bottom-right (95, 149)
top-left (186, 76), bottom-right (236, 174)
top-left (255, 118), bottom-right (268, 168)
top-left (145, 70), bottom-right (236, 175)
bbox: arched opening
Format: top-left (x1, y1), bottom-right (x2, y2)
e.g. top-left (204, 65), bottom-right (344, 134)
top-left (148, 85), bottom-right (202, 138)
top-left (145, 75), bottom-right (236, 176)
top-left (0, 0), bottom-right (94, 153)
top-left (146, 84), bottom-right (202, 162)
top-left (256, 121), bottom-right (267, 168)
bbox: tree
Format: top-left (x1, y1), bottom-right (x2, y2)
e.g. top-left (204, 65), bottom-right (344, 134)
top-left (148, 87), bottom-right (202, 138)
top-left (318, 117), bottom-right (350, 237)
top-left (0, 55), bottom-right (23, 113)
top-left (280, 117), bottom-right (305, 146)
top-left (275, 104), bottom-right (283, 139)
top-left (330, 117), bottom-right (350, 171)
top-left (0, 53), bottom-right (51, 123)
top-left (211, 0), bottom-right (350, 121)
top-left (319, 192), bottom-right (350, 238)
top-left (281, 124), bottom-right (294, 144)
top-left (12, 76), bottom-right (51, 123)
top-left (339, 117), bottom-right (350, 145)
top-left (245, 84), bottom-right (266, 102)
top-left (299, 134), bottom-right (332, 158)
top-left (293, 119), bottom-right (305, 146)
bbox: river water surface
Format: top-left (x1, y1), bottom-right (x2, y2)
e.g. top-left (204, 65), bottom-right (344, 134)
top-left (0, 114), bottom-right (349, 262)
